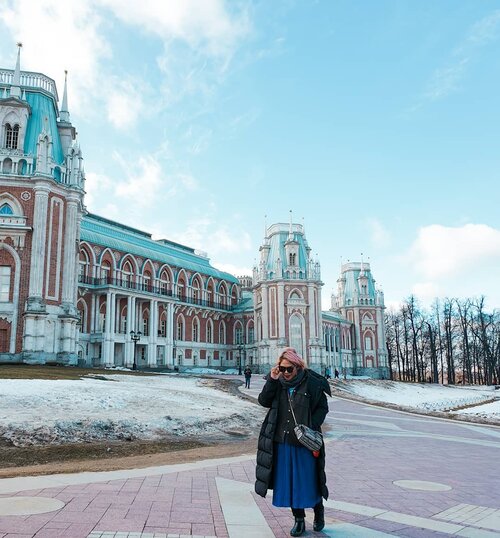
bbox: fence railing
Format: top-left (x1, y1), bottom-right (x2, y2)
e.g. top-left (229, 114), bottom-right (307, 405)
top-left (78, 275), bottom-right (236, 311)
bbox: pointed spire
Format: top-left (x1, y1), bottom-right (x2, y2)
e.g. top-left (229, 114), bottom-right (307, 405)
top-left (10, 42), bottom-right (22, 98)
top-left (289, 210), bottom-right (293, 236)
top-left (360, 252), bottom-right (365, 276)
top-left (60, 70), bottom-right (71, 122)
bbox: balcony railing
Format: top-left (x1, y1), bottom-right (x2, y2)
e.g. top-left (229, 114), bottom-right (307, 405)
top-left (78, 275), bottom-right (236, 311)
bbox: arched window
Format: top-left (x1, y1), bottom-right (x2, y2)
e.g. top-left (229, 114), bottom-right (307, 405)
top-left (247, 325), bottom-right (254, 344)
top-left (122, 261), bottom-right (133, 288)
top-left (235, 324), bottom-right (243, 345)
top-left (0, 204), bottom-right (13, 215)
top-left (5, 124), bottom-right (19, 149)
top-left (207, 320), bottom-right (213, 343)
top-left (159, 270), bottom-right (170, 295)
top-left (142, 309), bottom-right (149, 336)
top-left (289, 313), bottom-right (305, 359)
top-left (177, 317), bottom-right (184, 340)
top-left (219, 322), bottom-right (226, 344)
top-left (192, 318), bottom-right (199, 342)
top-left (192, 278), bottom-right (201, 304)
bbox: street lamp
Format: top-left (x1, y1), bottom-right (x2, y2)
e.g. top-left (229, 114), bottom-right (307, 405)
top-left (130, 330), bottom-right (142, 371)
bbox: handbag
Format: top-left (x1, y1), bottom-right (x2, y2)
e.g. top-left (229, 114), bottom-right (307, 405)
top-left (287, 392), bottom-right (323, 452)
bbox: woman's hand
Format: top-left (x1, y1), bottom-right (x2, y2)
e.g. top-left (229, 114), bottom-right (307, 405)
top-left (270, 365), bottom-right (281, 380)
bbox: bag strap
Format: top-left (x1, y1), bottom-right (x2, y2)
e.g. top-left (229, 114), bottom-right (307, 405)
top-left (287, 391), bottom-right (299, 427)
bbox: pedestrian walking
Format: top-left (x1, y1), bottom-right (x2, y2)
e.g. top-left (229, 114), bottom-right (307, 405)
top-left (255, 347), bottom-right (331, 536)
top-left (334, 368), bottom-right (339, 379)
top-left (325, 366), bottom-right (331, 379)
top-left (244, 366), bottom-right (252, 388)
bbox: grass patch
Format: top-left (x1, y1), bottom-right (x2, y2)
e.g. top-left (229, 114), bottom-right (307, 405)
top-left (0, 364), bottom-right (156, 380)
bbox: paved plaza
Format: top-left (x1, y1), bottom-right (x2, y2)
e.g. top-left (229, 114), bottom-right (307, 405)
top-left (0, 376), bottom-right (499, 537)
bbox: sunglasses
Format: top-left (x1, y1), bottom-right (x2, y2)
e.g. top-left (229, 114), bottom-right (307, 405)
top-left (279, 365), bottom-right (295, 373)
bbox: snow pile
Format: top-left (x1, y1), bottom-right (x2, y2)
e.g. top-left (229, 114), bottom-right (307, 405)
top-left (338, 380), bottom-right (497, 412)
top-left (451, 399), bottom-right (500, 420)
top-left (0, 375), bottom-right (264, 447)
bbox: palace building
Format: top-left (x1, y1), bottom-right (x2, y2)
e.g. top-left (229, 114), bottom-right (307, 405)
top-left (0, 50), bottom-right (389, 378)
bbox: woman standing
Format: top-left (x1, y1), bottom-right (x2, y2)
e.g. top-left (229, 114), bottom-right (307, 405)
top-left (255, 347), bottom-right (331, 537)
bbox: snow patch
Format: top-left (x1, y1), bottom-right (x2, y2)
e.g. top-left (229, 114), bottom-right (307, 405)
top-left (0, 375), bottom-right (263, 447)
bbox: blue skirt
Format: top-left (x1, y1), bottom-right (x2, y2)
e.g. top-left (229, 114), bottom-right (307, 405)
top-left (272, 442), bottom-right (322, 509)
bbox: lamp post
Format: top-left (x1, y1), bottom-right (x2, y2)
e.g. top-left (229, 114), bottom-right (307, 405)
top-left (130, 330), bottom-right (142, 371)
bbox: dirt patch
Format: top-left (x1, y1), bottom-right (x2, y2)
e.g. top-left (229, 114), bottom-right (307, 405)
top-left (0, 436), bottom-right (258, 478)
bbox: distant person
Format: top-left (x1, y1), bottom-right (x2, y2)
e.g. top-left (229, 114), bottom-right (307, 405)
top-left (325, 366), bottom-right (331, 379)
top-left (244, 366), bottom-right (252, 388)
top-left (334, 368), bottom-right (339, 379)
top-left (255, 347), bottom-right (331, 536)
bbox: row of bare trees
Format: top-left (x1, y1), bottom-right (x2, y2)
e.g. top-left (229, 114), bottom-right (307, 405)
top-left (385, 296), bottom-right (500, 385)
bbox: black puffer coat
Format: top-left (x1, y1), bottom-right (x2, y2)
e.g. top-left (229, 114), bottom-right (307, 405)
top-left (254, 369), bottom-right (331, 499)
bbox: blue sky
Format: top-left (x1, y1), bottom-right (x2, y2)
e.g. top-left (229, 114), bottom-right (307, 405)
top-left (1, 0), bottom-right (500, 310)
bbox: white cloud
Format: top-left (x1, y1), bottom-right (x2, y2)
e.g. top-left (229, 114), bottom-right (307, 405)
top-left (411, 282), bottom-right (440, 303)
top-left (212, 262), bottom-right (252, 277)
top-left (407, 223), bottom-right (500, 279)
top-left (98, 0), bottom-right (250, 57)
top-left (113, 154), bottom-right (164, 207)
top-left (466, 10), bottom-right (500, 47)
top-left (424, 58), bottom-right (468, 101)
top-left (366, 218), bottom-right (391, 248)
top-left (172, 217), bottom-right (252, 259)
top-left (0, 0), bottom-right (110, 115)
top-left (106, 79), bottom-right (146, 130)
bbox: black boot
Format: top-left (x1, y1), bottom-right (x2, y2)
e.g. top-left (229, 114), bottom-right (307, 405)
top-left (290, 517), bottom-right (306, 537)
top-left (313, 501), bottom-right (325, 532)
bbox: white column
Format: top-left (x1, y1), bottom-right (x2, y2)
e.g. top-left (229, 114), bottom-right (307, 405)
top-left (28, 186), bottom-right (50, 302)
top-left (308, 284), bottom-right (316, 338)
top-left (261, 285), bottom-right (269, 340)
top-left (277, 282), bottom-right (285, 339)
top-left (124, 295), bottom-right (133, 367)
top-left (103, 291), bottom-right (115, 366)
top-left (90, 294), bottom-right (96, 334)
top-left (166, 302), bottom-right (174, 366)
top-left (61, 198), bottom-right (78, 306)
top-left (147, 299), bottom-right (158, 367)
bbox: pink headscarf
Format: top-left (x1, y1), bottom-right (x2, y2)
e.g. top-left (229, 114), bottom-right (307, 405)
top-left (279, 347), bottom-right (306, 370)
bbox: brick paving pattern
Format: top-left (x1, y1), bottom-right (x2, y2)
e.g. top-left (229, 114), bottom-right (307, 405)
top-left (0, 377), bottom-right (498, 537)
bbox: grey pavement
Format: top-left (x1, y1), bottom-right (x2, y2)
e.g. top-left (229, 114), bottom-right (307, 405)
top-left (0, 374), bottom-right (498, 537)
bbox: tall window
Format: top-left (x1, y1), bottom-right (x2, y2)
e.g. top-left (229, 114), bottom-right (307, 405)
top-left (160, 318), bottom-right (167, 337)
top-left (365, 335), bottom-right (373, 351)
top-left (142, 316), bottom-right (149, 336)
top-left (122, 262), bottom-right (133, 288)
top-left (235, 325), bottom-right (243, 345)
top-left (177, 318), bottom-right (184, 340)
top-left (207, 320), bottom-right (213, 343)
top-left (193, 318), bottom-right (199, 342)
top-left (248, 326), bottom-right (254, 344)
top-left (100, 263), bottom-right (111, 282)
top-left (219, 322), bottom-right (226, 344)
top-left (5, 124), bottom-right (19, 149)
top-left (0, 266), bottom-right (11, 302)
top-left (289, 313), bottom-right (304, 359)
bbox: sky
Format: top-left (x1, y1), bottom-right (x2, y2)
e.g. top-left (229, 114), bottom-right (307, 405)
top-left (1, 0), bottom-right (499, 312)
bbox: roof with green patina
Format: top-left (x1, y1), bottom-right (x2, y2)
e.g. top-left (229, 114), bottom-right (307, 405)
top-left (81, 213), bottom-right (239, 283)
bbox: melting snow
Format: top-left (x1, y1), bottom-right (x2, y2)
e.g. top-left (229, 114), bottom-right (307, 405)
top-left (0, 374), bottom-right (263, 447)
top-left (338, 380), bottom-right (499, 418)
